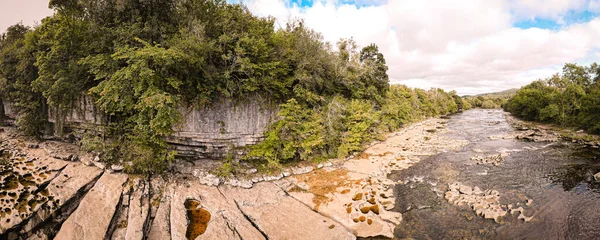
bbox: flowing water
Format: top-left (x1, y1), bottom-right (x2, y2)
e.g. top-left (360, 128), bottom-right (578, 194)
top-left (390, 109), bottom-right (600, 239)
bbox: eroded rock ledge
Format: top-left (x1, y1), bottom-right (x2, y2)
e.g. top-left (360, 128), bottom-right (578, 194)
top-left (0, 116), bottom-right (468, 240)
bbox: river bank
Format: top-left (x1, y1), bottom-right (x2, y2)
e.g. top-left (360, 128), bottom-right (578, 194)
top-left (0, 114), bottom-right (469, 239)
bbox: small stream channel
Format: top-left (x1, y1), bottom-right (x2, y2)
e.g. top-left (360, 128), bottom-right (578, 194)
top-left (390, 109), bottom-right (600, 239)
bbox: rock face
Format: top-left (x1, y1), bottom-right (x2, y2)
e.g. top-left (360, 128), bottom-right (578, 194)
top-left (168, 96), bottom-right (278, 159)
top-left (54, 173), bottom-right (127, 240)
top-left (21, 95), bottom-right (278, 160)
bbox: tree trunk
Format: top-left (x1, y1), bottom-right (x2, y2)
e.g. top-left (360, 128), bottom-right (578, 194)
top-left (54, 106), bottom-right (65, 138)
top-left (0, 98), bottom-right (5, 126)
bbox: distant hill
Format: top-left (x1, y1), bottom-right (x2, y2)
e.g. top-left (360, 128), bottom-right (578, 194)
top-left (463, 88), bottom-right (518, 98)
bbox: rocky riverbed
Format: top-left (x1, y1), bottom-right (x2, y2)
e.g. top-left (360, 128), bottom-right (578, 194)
top-left (391, 109), bottom-right (600, 239)
top-left (3, 109), bottom-right (599, 239)
top-left (0, 115), bottom-right (468, 240)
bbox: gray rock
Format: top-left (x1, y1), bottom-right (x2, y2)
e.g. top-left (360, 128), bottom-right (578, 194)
top-left (251, 176), bottom-right (264, 183)
top-left (263, 173), bottom-right (284, 181)
top-left (28, 144), bottom-right (39, 149)
top-left (92, 161), bottom-right (105, 170)
top-left (198, 172), bottom-right (221, 186)
top-left (227, 178), bottom-right (254, 189)
top-left (111, 164), bottom-right (124, 172)
top-left (292, 166), bottom-right (314, 175)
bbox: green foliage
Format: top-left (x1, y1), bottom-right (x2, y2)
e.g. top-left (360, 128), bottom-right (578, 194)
top-left (0, 24), bottom-right (47, 135)
top-left (506, 63), bottom-right (600, 134)
top-left (0, 0), bottom-right (461, 173)
top-left (246, 98), bottom-right (325, 168)
top-left (247, 85), bottom-right (462, 168)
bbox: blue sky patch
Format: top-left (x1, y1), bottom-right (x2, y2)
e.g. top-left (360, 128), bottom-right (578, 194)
top-left (514, 10), bottom-right (599, 30)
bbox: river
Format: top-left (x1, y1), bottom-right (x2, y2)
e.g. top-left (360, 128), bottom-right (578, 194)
top-left (390, 109), bottom-right (600, 239)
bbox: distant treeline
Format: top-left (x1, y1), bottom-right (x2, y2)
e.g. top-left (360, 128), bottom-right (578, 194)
top-left (0, 0), bottom-right (467, 173)
top-left (462, 88), bottom-right (517, 109)
top-left (505, 63), bottom-right (600, 134)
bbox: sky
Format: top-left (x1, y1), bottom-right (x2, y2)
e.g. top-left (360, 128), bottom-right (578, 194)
top-left (3, 0), bottom-right (600, 95)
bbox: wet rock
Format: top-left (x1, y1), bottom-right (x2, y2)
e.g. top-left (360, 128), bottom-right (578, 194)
top-left (55, 173), bottom-right (128, 240)
top-left (445, 182), bottom-right (511, 223)
top-left (470, 153), bottom-right (505, 166)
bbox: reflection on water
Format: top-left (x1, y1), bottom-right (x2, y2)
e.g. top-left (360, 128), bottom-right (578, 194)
top-left (390, 109), bottom-right (600, 239)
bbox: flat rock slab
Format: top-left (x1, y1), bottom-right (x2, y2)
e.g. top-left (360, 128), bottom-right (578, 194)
top-left (221, 182), bottom-right (356, 240)
top-left (146, 185), bottom-right (172, 240)
top-left (124, 179), bottom-right (150, 240)
top-left (0, 154), bottom-right (68, 233)
top-left (55, 173), bottom-right (127, 240)
top-left (21, 162), bottom-right (103, 234)
top-left (170, 181), bottom-right (265, 240)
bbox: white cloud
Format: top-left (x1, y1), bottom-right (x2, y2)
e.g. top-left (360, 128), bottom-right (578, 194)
top-left (0, 1), bottom-right (53, 33)
top-left (243, 0), bottom-right (600, 95)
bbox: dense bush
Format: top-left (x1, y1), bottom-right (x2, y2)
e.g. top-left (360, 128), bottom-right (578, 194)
top-left (246, 85), bottom-right (463, 169)
top-left (0, 0), bottom-right (466, 173)
top-left (505, 63), bottom-right (600, 134)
